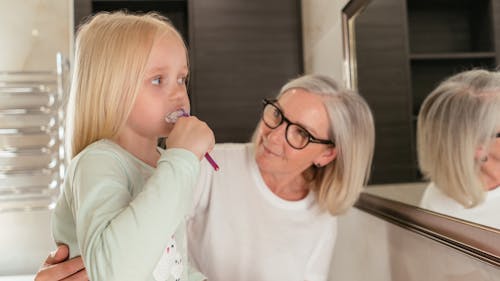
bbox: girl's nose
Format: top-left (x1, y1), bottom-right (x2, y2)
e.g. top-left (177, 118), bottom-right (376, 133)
top-left (170, 83), bottom-right (188, 101)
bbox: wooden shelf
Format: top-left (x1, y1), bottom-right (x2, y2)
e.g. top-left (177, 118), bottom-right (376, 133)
top-left (410, 52), bottom-right (496, 60)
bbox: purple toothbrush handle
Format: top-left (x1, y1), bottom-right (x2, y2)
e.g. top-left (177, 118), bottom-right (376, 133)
top-left (181, 111), bottom-right (219, 171)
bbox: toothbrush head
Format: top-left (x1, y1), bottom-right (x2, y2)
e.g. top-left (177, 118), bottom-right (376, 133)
top-left (165, 109), bottom-right (189, 123)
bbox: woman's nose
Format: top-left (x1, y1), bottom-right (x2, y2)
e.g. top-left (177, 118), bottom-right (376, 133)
top-left (266, 122), bottom-right (286, 144)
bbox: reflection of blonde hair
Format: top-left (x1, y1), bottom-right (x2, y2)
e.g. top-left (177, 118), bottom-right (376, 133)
top-left (253, 74), bottom-right (375, 215)
top-left (66, 11), bottom-right (186, 158)
top-left (417, 69), bottom-right (500, 208)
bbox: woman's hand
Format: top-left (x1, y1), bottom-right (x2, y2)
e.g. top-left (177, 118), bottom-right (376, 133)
top-left (34, 245), bottom-right (87, 281)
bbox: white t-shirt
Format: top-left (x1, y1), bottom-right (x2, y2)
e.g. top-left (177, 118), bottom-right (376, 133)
top-left (420, 182), bottom-right (500, 229)
top-left (187, 143), bottom-right (337, 281)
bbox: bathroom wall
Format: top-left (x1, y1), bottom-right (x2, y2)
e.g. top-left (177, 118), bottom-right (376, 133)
top-left (0, 0), bottom-right (73, 276)
top-left (0, 0), bottom-right (72, 71)
top-left (301, 0), bottom-right (349, 83)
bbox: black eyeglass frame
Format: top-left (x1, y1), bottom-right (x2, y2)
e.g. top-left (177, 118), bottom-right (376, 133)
top-left (261, 98), bottom-right (335, 149)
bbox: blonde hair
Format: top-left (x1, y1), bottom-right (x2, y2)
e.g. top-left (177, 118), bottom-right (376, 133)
top-left (417, 69), bottom-right (500, 208)
top-left (66, 11), bottom-right (186, 158)
top-left (253, 74), bottom-right (375, 215)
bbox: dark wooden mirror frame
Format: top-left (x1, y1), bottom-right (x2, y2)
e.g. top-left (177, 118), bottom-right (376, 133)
top-left (342, 0), bottom-right (500, 267)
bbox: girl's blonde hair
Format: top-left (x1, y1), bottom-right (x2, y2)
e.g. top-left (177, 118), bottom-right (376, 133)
top-left (66, 11), bottom-right (186, 158)
top-left (253, 74), bottom-right (375, 215)
top-left (417, 69), bottom-right (500, 208)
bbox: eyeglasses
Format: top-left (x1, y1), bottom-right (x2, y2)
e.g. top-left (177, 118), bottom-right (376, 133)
top-left (261, 98), bottom-right (335, 150)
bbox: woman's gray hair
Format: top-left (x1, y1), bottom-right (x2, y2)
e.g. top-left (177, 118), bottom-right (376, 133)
top-left (417, 69), bottom-right (500, 208)
top-left (256, 74), bottom-right (375, 215)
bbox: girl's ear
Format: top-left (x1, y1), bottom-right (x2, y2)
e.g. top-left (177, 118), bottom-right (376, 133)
top-left (314, 147), bottom-right (337, 167)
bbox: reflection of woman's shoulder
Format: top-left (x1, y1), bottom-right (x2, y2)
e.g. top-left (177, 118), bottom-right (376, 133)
top-left (487, 186), bottom-right (500, 200)
top-left (420, 183), bottom-right (464, 215)
top-left (421, 183), bottom-right (500, 228)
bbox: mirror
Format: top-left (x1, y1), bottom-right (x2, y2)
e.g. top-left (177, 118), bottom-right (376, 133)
top-left (344, 0), bottom-right (499, 229)
top-left (342, 0), bottom-right (500, 265)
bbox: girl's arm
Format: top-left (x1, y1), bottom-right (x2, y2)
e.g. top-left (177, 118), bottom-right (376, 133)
top-left (54, 148), bottom-right (199, 280)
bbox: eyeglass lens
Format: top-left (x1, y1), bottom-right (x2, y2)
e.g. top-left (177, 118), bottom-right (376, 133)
top-left (262, 103), bottom-right (310, 149)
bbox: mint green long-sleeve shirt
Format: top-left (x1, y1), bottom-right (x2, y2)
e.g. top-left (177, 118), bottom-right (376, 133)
top-left (52, 139), bottom-right (205, 281)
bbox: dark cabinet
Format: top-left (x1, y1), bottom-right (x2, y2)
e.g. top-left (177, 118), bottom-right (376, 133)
top-left (408, 0), bottom-right (496, 119)
top-left (74, 0), bottom-right (303, 143)
top-left (355, 0), bottom-right (498, 183)
top-left (188, 0), bottom-right (303, 142)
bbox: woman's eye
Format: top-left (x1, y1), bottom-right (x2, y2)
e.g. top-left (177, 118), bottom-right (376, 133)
top-left (152, 77), bottom-right (162, 85)
top-left (297, 127), bottom-right (309, 139)
top-left (272, 108), bottom-right (281, 119)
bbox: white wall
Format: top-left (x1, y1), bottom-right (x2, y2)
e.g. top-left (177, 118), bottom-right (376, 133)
top-left (0, 0), bottom-right (73, 275)
top-left (301, 0), bottom-right (350, 85)
top-left (0, 0), bottom-right (73, 71)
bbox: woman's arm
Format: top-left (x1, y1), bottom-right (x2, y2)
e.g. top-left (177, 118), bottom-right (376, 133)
top-left (34, 245), bottom-right (87, 281)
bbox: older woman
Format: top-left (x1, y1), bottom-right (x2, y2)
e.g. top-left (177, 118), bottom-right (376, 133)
top-left (418, 69), bottom-right (500, 229)
top-left (35, 74), bottom-right (375, 281)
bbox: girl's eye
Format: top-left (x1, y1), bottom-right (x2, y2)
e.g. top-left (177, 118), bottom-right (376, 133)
top-left (152, 77), bottom-right (162, 85)
top-left (177, 76), bottom-right (187, 85)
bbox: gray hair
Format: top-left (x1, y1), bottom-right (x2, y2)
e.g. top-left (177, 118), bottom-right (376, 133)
top-left (256, 74), bottom-right (375, 215)
top-left (417, 69), bottom-right (500, 207)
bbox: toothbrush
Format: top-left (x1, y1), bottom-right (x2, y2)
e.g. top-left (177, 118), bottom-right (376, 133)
top-left (166, 109), bottom-right (219, 171)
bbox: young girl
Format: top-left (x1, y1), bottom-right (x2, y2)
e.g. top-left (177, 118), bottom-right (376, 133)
top-left (51, 12), bottom-right (213, 281)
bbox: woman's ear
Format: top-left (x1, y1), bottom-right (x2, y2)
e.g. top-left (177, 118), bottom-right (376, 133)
top-left (314, 147), bottom-right (337, 167)
top-left (475, 146), bottom-right (488, 163)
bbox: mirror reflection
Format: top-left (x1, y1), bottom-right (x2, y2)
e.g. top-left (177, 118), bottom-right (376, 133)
top-left (416, 69), bottom-right (500, 229)
top-left (350, 0), bottom-right (500, 229)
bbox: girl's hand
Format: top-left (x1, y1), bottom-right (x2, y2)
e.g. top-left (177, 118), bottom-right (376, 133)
top-left (166, 116), bottom-right (215, 160)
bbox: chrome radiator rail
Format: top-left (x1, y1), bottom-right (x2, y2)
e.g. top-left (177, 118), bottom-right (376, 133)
top-left (0, 53), bottom-right (68, 212)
